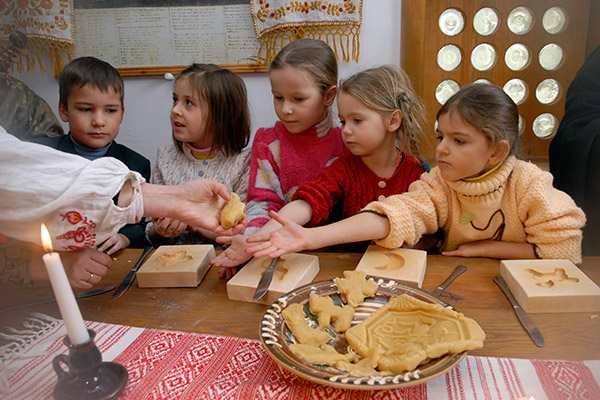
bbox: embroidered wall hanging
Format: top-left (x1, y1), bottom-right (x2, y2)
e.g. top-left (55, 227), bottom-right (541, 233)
top-left (0, 0), bottom-right (74, 75)
top-left (250, 0), bottom-right (363, 63)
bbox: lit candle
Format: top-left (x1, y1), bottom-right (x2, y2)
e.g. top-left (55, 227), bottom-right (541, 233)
top-left (41, 224), bottom-right (90, 345)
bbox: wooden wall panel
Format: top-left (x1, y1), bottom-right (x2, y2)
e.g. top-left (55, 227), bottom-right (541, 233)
top-left (401, 0), bottom-right (591, 163)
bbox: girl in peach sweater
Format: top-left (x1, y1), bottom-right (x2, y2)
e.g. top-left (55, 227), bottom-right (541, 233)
top-left (246, 83), bottom-right (586, 264)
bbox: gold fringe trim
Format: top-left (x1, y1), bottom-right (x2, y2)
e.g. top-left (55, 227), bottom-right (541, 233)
top-left (11, 37), bottom-right (73, 76)
top-left (257, 24), bottom-right (361, 64)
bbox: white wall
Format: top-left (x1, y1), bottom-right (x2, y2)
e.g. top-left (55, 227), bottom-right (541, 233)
top-left (13, 0), bottom-right (401, 165)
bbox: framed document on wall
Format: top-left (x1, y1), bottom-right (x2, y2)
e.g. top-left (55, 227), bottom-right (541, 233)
top-left (73, 0), bottom-right (267, 76)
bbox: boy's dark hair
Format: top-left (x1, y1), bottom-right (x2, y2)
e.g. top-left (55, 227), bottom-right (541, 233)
top-left (269, 39), bottom-right (338, 94)
top-left (436, 83), bottom-right (520, 156)
top-left (174, 63), bottom-right (250, 156)
top-left (59, 56), bottom-right (124, 107)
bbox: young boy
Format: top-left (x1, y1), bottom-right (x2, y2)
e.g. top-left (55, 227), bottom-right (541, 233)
top-left (34, 56), bottom-right (151, 254)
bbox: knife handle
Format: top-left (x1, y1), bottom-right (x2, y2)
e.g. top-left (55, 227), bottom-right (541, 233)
top-left (131, 246), bottom-right (154, 273)
top-left (435, 264), bottom-right (467, 296)
top-left (493, 276), bottom-right (518, 306)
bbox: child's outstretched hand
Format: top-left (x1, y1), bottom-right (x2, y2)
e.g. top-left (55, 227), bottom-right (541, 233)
top-left (210, 234), bottom-right (252, 268)
top-left (246, 211), bottom-right (310, 258)
top-left (442, 241), bottom-right (489, 258)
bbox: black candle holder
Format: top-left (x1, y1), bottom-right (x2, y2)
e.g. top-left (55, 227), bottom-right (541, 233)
top-left (52, 329), bottom-right (128, 400)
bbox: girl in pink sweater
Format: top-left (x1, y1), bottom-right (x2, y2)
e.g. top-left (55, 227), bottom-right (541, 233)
top-left (211, 39), bottom-right (349, 277)
top-left (247, 84), bottom-right (586, 265)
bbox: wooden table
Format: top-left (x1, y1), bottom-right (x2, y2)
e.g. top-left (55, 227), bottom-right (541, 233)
top-left (1, 250), bottom-right (599, 361)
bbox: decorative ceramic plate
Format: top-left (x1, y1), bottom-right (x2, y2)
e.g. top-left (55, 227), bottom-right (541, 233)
top-left (259, 277), bottom-right (466, 390)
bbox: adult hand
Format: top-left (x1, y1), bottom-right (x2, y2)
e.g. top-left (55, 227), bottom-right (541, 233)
top-left (245, 211), bottom-right (310, 258)
top-left (141, 179), bottom-right (246, 236)
top-left (60, 248), bottom-right (112, 289)
top-left (97, 233), bottom-right (131, 255)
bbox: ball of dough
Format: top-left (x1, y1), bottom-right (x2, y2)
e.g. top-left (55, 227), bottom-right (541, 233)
top-left (220, 192), bottom-right (245, 229)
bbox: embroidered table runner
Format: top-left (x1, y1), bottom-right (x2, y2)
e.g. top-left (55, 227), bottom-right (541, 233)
top-left (1, 315), bottom-right (599, 399)
top-left (250, 0), bottom-right (362, 63)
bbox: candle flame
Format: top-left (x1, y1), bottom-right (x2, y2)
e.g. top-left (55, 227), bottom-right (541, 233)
top-left (41, 224), bottom-right (53, 252)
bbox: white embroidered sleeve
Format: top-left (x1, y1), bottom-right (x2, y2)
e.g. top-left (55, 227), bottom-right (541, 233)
top-left (0, 128), bottom-right (145, 250)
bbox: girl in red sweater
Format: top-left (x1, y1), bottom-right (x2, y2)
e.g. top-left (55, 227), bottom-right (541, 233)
top-left (251, 65), bottom-right (428, 252)
top-left (214, 65), bottom-right (428, 273)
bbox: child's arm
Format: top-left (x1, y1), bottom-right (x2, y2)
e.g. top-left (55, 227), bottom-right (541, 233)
top-left (442, 240), bottom-right (535, 259)
top-left (244, 130), bottom-right (287, 232)
top-left (246, 210), bottom-right (390, 258)
top-left (516, 164), bottom-right (586, 264)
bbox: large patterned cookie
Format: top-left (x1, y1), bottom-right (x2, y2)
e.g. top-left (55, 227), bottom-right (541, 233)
top-left (345, 294), bottom-right (485, 373)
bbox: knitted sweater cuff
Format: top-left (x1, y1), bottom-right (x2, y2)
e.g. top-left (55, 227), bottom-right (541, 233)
top-left (361, 201), bottom-right (405, 249)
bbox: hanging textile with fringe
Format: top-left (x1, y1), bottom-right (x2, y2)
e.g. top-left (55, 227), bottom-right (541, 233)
top-left (0, 0), bottom-right (73, 76)
top-left (250, 0), bottom-right (363, 64)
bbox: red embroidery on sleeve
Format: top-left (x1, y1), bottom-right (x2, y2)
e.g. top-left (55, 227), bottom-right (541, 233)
top-left (56, 211), bottom-right (98, 249)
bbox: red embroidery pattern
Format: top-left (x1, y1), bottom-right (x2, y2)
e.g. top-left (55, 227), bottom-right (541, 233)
top-left (532, 359), bottom-right (600, 399)
top-left (56, 210), bottom-right (97, 249)
top-left (114, 329), bottom-right (429, 400)
top-left (3, 321), bottom-right (600, 400)
top-left (60, 211), bottom-right (97, 229)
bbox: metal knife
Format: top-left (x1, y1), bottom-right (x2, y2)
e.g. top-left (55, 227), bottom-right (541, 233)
top-left (253, 257), bottom-right (279, 300)
top-left (0, 285), bottom-right (116, 313)
top-left (112, 246), bottom-right (154, 299)
top-left (493, 276), bottom-right (545, 348)
top-left (433, 264), bottom-right (467, 297)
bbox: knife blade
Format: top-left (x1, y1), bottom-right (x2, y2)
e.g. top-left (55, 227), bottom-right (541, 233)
top-left (0, 285), bottom-right (116, 313)
top-left (112, 246), bottom-right (154, 299)
top-left (493, 276), bottom-right (545, 347)
top-left (253, 257), bottom-right (279, 300)
top-left (433, 264), bottom-right (467, 297)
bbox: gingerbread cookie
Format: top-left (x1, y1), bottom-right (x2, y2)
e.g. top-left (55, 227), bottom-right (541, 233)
top-left (289, 343), bottom-right (357, 366)
top-left (334, 270), bottom-right (378, 307)
top-left (282, 303), bottom-right (331, 346)
top-left (336, 347), bottom-right (391, 376)
top-left (308, 293), bottom-right (354, 332)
